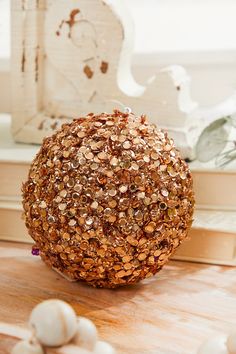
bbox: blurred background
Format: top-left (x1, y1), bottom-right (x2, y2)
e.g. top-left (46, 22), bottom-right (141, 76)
top-left (1, 0), bottom-right (236, 114)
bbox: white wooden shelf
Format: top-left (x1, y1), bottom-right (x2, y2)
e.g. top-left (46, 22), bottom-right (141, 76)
top-left (0, 114), bottom-right (39, 163)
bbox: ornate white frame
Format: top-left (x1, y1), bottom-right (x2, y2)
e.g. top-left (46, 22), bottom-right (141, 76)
top-left (11, 0), bottom-right (205, 159)
top-left (8, 0), bottom-right (236, 161)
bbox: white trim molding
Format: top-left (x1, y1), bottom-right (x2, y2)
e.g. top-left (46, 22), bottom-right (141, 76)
top-left (0, 59), bottom-right (10, 113)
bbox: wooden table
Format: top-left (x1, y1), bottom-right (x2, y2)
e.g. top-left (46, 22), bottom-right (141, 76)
top-left (0, 241), bottom-right (236, 354)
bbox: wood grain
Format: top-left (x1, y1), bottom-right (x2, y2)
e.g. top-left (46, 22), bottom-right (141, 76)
top-left (0, 241), bottom-right (236, 354)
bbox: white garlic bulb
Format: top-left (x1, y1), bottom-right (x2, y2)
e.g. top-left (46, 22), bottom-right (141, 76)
top-left (197, 336), bottom-right (227, 354)
top-left (72, 316), bottom-right (98, 351)
top-left (94, 340), bottom-right (116, 354)
top-left (29, 299), bottom-right (77, 347)
top-left (227, 332), bottom-right (236, 354)
top-left (11, 339), bottom-right (44, 354)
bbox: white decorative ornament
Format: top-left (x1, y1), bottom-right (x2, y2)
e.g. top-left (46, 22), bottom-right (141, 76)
top-left (11, 339), bottom-right (44, 354)
top-left (7, 297), bottom-right (236, 354)
top-left (9, 299), bottom-right (116, 353)
top-left (197, 336), bottom-right (228, 354)
top-left (29, 299), bottom-right (77, 347)
top-left (72, 317), bottom-right (98, 351)
top-left (94, 340), bottom-right (116, 354)
top-left (9, 0), bottom-right (195, 158)
top-left (227, 332), bottom-right (236, 354)
top-left (198, 333), bottom-right (236, 354)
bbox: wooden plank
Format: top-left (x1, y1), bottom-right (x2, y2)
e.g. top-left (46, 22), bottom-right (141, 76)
top-left (193, 168), bottom-right (236, 210)
top-left (0, 163), bottom-right (29, 198)
top-left (175, 228), bottom-right (236, 265)
top-left (0, 203), bottom-right (31, 243)
top-left (0, 241), bottom-right (235, 354)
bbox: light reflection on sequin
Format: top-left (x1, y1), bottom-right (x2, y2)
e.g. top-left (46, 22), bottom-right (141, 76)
top-left (69, 219), bottom-right (77, 226)
top-left (59, 190), bottom-right (67, 198)
top-left (110, 156), bottom-right (118, 166)
top-left (58, 203), bottom-right (67, 211)
top-left (39, 201), bottom-right (47, 208)
top-left (91, 201), bottom-right (98, 209)
top-left (161, 188), bottom-right (169, 197)
top-left (123, 141), bottom-right (131, 149)
top-left (119, 185), bottom-right (128, 193)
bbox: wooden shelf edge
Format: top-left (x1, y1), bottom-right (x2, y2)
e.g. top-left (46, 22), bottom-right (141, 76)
top-left (173, 255), bottom-right (236, 267)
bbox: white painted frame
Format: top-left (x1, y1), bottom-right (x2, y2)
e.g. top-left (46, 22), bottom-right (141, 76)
top-left (0, 59), bottom-right (10, 113)
top-left (2, 49), bottom-right (236, 115)
top-left (10, 0), bottom-right (202, 160)
top-left (2, 0), bottom-right (236, 113)
top-left (6, 0), bottom-right (236, 161)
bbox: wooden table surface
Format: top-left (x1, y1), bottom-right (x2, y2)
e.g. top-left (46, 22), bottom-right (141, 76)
top-left (0, 241), bottom-right (236, 354)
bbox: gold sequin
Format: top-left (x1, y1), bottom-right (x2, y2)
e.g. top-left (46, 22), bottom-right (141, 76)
top-left (85, 151), bottom-right (94, 160)
top-left (138, 253), bottom-right (147, 261)
top-left (119, 185), bottom-right (128, 193)
top-left (91, 201), bottom-right (99, 209)
top-left (58, 203), bottom-right (67, 211)
top-left (59, 190), bottom-right (67, 198)
top-left (110, 157), bottom-right (118, 166)
top-left (108, 200), bottom-right (117, 208)
top-left (145, 222), bottom-right (156, 233)
top-left (39, 201), bottom-right (47, 209)
top-left (123, 141), bottom-right (131, 149)
top-left (97, 152), bottom-right (108, 160)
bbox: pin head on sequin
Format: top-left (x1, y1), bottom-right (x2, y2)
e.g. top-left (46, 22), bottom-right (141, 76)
top-left (32, 247), bottom-right (40, 256)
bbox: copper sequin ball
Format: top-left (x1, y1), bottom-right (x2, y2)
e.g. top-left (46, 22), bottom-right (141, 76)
top-left (22, 110), bottom-right (194, 288)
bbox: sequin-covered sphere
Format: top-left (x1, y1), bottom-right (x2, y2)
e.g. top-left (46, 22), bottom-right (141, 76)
top-left (22, 110), bottom-right (194, 288)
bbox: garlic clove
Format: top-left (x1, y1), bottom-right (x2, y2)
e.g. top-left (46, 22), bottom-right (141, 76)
top-left (29, 299), bottom-right (77, 347)
top-left (11, 339), bottom-right (44, 354)
top-left (72, 316), bottom-right (98, 351)
top-left (197, 336), bottom-right (227, 354)
top-left (93, 340), bottom-right (116, 354)
top-left (227, 332), bottom-right (236, 354)
top-left (57, 344), bottom-right (91, 354)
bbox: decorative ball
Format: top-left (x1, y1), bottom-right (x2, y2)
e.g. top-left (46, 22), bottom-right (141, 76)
top-left (72, 317), bottom-right (98, 351)
top-left (94, 341), bottom-right (116, 354)
top-left (197, 336), bottom-right (227, 354)
top-left (227, 332), bottom-right (236, 354)
top-left (12, 339), bottom-right (44, 354)
top-left (22, 110), bottom-right (194, 288)
top-left (29, 299), bottom-right (77, 347)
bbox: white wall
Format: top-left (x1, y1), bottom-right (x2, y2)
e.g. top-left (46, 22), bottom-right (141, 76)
top-left (126, 0), bottom-right (236, 106)
top-left (0, 0), bottom-right (10, 59)
top-left (0, 0), bottom-right (10, 112)
top-left (125, 0), bottom-right (236, 53)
